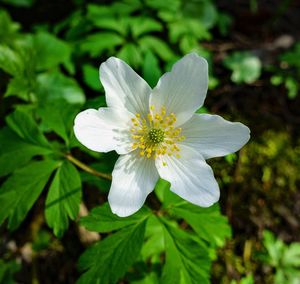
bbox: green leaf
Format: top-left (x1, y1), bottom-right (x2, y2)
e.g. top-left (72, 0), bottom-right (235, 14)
top-left (161, 219), bottom-right (211, 284)
top-left (130, 17), bottom-right (162, 38)
top-left (4, 76), bottom-right (33, 100)
top-left (37, 100), bottom-right (80, 144)
top-left (33, 32), bottom-right (73, 73)
top-left (170, 203), bottom-right (232, 247)
top-left (36, 72), bottom-right (85, 105)
top-left (80, 32), bottom-right (123, 57)
top-left (6, 110), bottom-right (51, 148)
top-left (80, 203), bottom-right (150, 233)
top-left (88, 17), bottom-right (128, 35)
top-left (0, 127), bottom-right (52, 176)
top-left (0, 45), bottom-right (23, 76)
top-left (0, 259), bottom-right (20, 284)
top-left (280, 42), bottom-right (300, 69)
top-left (142, 51), bottom-right (161, 88)
top-left (141, 216), bottom-right (164, 261)
top-left (262, 230), bottom-right (285, 267)
top-left (1, 0), bottom-right (33, 7)
top-left (217, 12), bottom-right (232, 36)
top-left (77, 220), bottom-right (147, 284)
top-left (283, 243), bottom-right (300, 267)
top-left (0, 160), bottom-right (59, 230)
top-left (82, 64), bottom-right (102, 91)
top-left (154, 178), bottom-right (182, 206)
top-left (0, 10), bottom-right (20, 45)
top-left (45, 161), bottom-right (82, 237)
top-left (139, 36), bottom-right (175, 61)
top-left (117, 43), bottom-right (142, 68)
top-left (223, 52), bottom-right (262, 84)
top-left (285, 77), bottom-right (298, 99)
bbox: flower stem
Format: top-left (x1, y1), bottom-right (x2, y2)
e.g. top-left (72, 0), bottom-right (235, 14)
top-left (65, 154), bottom-right (112, 181)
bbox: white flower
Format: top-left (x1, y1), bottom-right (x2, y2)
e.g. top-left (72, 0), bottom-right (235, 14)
top-left (74, 53), bottom-right (250, 217)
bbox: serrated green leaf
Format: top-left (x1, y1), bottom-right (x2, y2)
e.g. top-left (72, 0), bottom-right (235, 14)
top-left (142, 51), bottom-right (161, 88)
top-left (223, 52), bottom-right (261, 84)
top-left (0, 45), bottom-right (23, 76)
top-left (0, 127), bottom-right (52, 176)
top-left (141, 215), bottom-right (164, 261)
top-left (33, 32), bottom-right (73, 73)
top-left (77, 220), bottom-right (147, 284)
top-left (36, 72), bottom-right (85, 105)
top-left (139, 36), bottom-right (175, 61)
top-left (0, 160), bottom-right (59, 230)
top-left (6, 110), bottom-right (51, 149)
top-left (82, 64), bottom-right (102, 91)
top-left (0, 10), bottom-right (20, 45)
top-left (45, 161), bottom-right (82, 237)
top-left (80, 203), bottom-right (150, 233)
top-left (0, 259), bottom-right (20, 284)
top-left (4, 76), bottom-right (33, 100)
top-left (130, 17), bottom-right (162, 38)
top-left (37, 100), bottom-right (80, 144)
top-left (171, 203), bottom-right (231, 247)
top-left (283, 243), bottom-right (300, 267)
top-left (161, 219), bottom-right (211, 284)
top-left (80, 32), bottom-right (123, 57)
top-left (89, 17), bottom-right (128, 35)
top-left (117, 43), bottom-right (142, 68)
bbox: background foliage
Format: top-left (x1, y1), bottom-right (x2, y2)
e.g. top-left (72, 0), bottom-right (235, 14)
top-left (0, 0), bottom-right (300, 283)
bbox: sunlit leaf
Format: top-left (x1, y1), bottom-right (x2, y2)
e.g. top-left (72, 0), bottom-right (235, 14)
top-left (142, 51), bottom-right (161, 88)
top-left (6, 110), bottom-right (51, 148)
top-left (130, 17), bottom-right (162, 38)
top-left (117, 43), bottom-right (142, 68)
top-left (80, 32), bottom-right (124, 57)
top-left (161, 218), bottom-right (211, 284)
top-left (139, 36), bottom-right (175, 61)
top-left (0, 127), bottom-right (52, 176)
top-left (33, 32), bottom-right (73, 73)
top-left (82, 64), bottom-right (102, 91)
top-left (36, 72), bottom-right (85, 105)
top-left (224, 52), bottom-right (261, 84)
top-left (37, 99), bottom-right (80, 144)
top-left (45, 161), bottom-right (82, 237)
top-left (80, 203), bottom-right (150, 233)
top-left (78, 220), bottom-right (147, 284)
top-left (170, 203), bottom-right (232, 247)
top-left (0, 160), bottom-right (59, 230)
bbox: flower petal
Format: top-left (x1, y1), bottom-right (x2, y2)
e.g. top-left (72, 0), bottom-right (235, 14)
top-left (150, 53), bottom-right (208, 126)
top-left (74, 107), bottom-right (135, 154)
top-left (100, 57), bottom-right (151, 117)
top-left (181, 114), bottom-right (250, 159)
top-left (155, 145), bottom-right (219, 207)
top-left (108, 152), bottom-right (159, 217)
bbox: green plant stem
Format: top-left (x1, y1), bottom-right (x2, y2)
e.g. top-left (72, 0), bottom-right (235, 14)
top-left (65, 154), bottom-right (112, 181)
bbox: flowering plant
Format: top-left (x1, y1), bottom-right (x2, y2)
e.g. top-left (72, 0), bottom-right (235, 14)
top-left (74, 53), bottom-right (250, 217)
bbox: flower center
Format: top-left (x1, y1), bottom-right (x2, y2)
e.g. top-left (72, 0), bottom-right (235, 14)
top-left (148, 128), bottom-right (164, 144)
top-left (130, 106), bottom-right (185, 161)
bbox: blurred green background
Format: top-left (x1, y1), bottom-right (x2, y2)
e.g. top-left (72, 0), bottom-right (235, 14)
top-left (0, 0), bottom-right (300, 283)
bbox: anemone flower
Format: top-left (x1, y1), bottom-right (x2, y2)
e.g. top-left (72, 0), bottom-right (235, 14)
top-left (74, 53), bottom-right (250, 217)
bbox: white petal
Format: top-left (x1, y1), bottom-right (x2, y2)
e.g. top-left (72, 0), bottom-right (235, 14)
top-left (150, 53), bottom-right (208, 126)
top-left (155, 145), bottom-right (219, 207)
top-left (100, 57), bottom-right (151, 117)
top-left (181, 114), bottom-right (250, 159)
top-left (74, 107), bottom-right (134, 154)
top-left (108, 152), bottom-right (159, 217)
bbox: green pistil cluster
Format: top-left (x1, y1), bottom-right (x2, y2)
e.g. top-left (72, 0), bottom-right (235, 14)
top-left (148, 128), bottom-right (164, 144)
